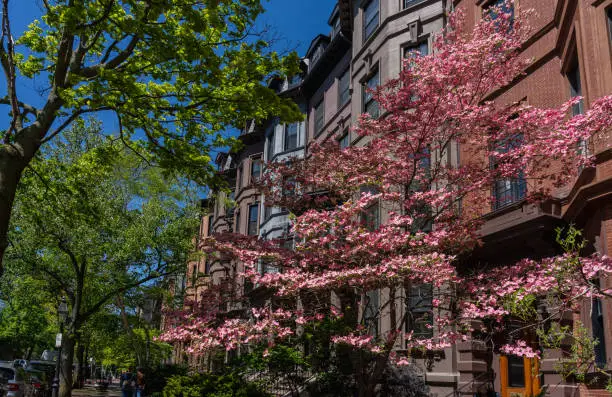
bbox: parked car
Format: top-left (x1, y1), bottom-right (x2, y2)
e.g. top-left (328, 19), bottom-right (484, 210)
top-left (25, 362), bottom-right (55, 397)
top-left (24, 370), bottom-right (47, 397)
top-left (0, 363), bottom-right (33, 397)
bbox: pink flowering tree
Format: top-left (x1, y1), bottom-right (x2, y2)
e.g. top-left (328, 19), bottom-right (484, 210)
top-left (162, 2), bottom-right (612, 395)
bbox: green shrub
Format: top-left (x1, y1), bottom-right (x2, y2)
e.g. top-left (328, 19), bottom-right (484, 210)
top-left (162, 372), bottom-right (271, 397)
top-left (146, 364), bottom-right (189, 395)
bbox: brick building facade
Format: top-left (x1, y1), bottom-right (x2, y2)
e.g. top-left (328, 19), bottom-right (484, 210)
top-left (180, 0), bottom-right (612, 395)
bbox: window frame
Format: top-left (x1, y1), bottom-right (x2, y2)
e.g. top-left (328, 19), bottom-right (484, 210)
top-left (567, 57), bottom-right (584, 116)
top-left (507, 356), bottom-right (526, 388)
top-left (338, 68), bottom-right (351, 109)
top-left (607, 7), bottom-right (612, 46)
top-left (566, 51), bottom-right (589, 159)
top-left (362, 68), bottom-right (380, 118)
top-left (339, 130), bottom-right (350, 150)
top-left (247, 202), bottom-right (259, 236)
top-left (403, 41), bottom-right (429, 63)
top-left (364, 289), bottom-right (379, 336)
top-left (592, 297), bottom-right (607, 368)
top-left (266, 133), bottom-right (274, 161)
top-left (207, 215), bottom-right (214, 237)
top-left (284, 122), bottom-right (299, 151)
top-left (490, 134), bottom-right (527, 210)
top-left (405, 283), bottom-right (434, 340)
top-left (314, 100), bottom-right (325, 135)
top-left (403, 0), bottom-right (425, 9)
top-left (250, 157), bottom-right (262, 184)
top-left (363, 0), bottom-right (380, 42)
top-left (331, 15), bottom-right (341, 39)
top-left (264, 205), bottom-right (273, 221)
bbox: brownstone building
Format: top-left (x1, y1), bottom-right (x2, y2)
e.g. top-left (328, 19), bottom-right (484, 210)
top-left (180, 0), bottom-right (612, 395)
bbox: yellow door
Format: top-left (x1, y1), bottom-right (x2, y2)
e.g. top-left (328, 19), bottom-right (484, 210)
top-left (500, 356), bottom-right (541, 397)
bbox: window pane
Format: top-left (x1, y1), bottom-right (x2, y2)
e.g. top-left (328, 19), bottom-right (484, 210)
top-left (567, 61), bottom-right (584, 116)
top-left (364, 0), bottom-right (379, 40)
top-left (339, 132), bottom-right (350, 150)
top-left (338, 70), bottom-right (350, 107)
top-left (363, 70), bottom-right (380, 118)
top-left (364, 289), bottom-right (379, 336)
top-left (592, 297), bottom-right (607, 368)
top-left (487, 0), bottom-right (514, 24)
top-left (315, 101), bottom-right (325, 134)
top-left (207, 215), bottom-right (214, 237)
top-left (406, 284), bottom-right (433, 339)
top-left (266, 134), bottom-right (274, 161)
top-left (507, 356), bottom-right (525, 387)
top-left (283, 177), bottom-right (296, 197)
top-left (285, 123), bottom-right (298, 150)
top-left (608, 8), bottom-right (612, 44)
top-left (404, 0), bottom-right (423, 8)
top-left (491, 135), bottom-right (526, 210)
top-left (248, 204), bottom-right (259, 235)
top-left (404, 42), bottom-right (429, 59)
top-left (331, 16), bottom-right (340, 38)
top-left (362, 203), bottom-right (379, 231)
top-left (251, 158), bottom-right (261, 182)
top-left (264, 205), bottom-right (272, 220)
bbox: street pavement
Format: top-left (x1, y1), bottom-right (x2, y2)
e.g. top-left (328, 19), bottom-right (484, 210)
top-left (71, 384), bottom-right (121, 397)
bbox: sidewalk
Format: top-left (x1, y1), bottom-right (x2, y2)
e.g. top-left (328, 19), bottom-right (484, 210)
top-left (71, 384), bottom-right (121, 397)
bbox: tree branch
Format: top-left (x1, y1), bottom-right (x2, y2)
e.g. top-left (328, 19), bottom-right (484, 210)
top-left (41, 107), bottom-right (112, 144)
top-left (79, 269), bottom-right (178, 321)
top-left (57, 238), bottom-right (82, 280)
top-left (1, 0), bottom-right (21, 141)
top-left (0, 97), bottom-right (39, 117)
top-left (79, 35), bottom-right (140, 79)
top-left (76, 0), bottom-right (115, 30)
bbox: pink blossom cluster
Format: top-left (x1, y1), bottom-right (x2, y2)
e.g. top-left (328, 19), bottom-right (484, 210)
top-left (500, 341), bottom-right (541, 359)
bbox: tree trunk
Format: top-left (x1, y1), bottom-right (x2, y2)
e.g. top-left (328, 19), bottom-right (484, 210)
top-left (0, 146), bottom-right (30, 272)
top-left (59, 330), bottom-right (76, 397)
top-left (76, 342), bottom-right (85, 389)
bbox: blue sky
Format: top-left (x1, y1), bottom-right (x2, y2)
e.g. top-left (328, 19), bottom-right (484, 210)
top-left (1, 0), bottom-right (335, 134)
top-left (257, 1), bottom-right (336, 55)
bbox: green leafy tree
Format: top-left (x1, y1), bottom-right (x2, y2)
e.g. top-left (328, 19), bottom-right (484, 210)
top-left (5, 120), bottom-right (200, 397)
top-left (0, 0), bottom-right (301, 268)
top-left (99, 328), bottom-right (172, 370)
top-left (0, 273), bottom-right (55, 359)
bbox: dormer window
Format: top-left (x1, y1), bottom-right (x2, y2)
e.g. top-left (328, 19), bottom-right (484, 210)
top-left (331, 16), bottom-right (341, 39)
top-left (311, 45), bottom-right (324, 66)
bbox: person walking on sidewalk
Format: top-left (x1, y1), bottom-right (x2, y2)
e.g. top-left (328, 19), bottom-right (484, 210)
top-left (120, 369), bottom-right (135, 397)
top-left (135, 368), bottom-right (145, 397)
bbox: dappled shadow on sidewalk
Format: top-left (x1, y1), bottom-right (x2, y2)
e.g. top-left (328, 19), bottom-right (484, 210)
top-left (71, 384), bottom-right (121, 397)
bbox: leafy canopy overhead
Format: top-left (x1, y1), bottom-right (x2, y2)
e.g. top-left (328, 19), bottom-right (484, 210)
top-left (4, 0), bottom-right (301, 185)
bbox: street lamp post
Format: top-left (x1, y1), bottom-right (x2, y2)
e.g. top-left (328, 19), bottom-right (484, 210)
top-left (52, 298), bottom-right (68, 397)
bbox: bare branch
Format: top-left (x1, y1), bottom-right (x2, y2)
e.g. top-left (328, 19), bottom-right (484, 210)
top-left (1, 0), bottom-right (21, 141)
top-left (41, 106), bottom-right (112, 144)
top-left (78, 35), bottom-right (139, 78)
